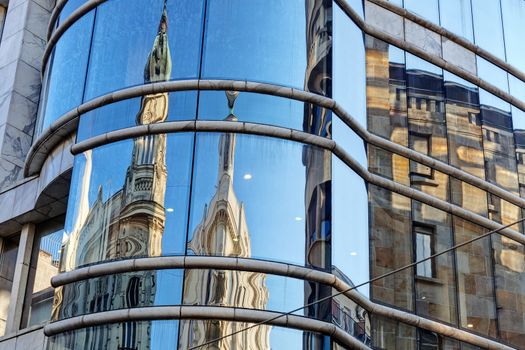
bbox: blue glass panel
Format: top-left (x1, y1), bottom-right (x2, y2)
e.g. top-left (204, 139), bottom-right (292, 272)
top-left (332, 156), bottom-right (369, 296)
top-left (63, 134), bottom-right (193, 270)
top-left (202, 0), bottom-right (325, 89)
top-left (439, 0), bottom-right (473, 41)
top-left (510, 75), bottom-right (525, 130)
top-left (404, 0), bottom-right (440, 24)
top-left (472, 0), bottom-right (506, 60)
top-left (38, 11), bottom-right (94, 133)
top-left (77, 91), bottom-right (198, 141)
top-left (84, 0), bottom-right (204, 100)
top-left (501, 0), bottom-right (525, 73)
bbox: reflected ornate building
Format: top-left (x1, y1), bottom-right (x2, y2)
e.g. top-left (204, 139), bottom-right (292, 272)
top-left (51, 5), bottom-right (171, 350)
top-left (366, 36), bottom-right (525, 347)
top-left (179, 92), bottom-right (270, 350)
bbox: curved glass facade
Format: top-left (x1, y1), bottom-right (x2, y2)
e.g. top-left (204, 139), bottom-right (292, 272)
top-left (34, 0), bottom-right (525, 349)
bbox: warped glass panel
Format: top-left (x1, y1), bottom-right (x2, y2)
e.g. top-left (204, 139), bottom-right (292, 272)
top-left (501, 0), bottom-right (525, 73)
top-left (38, 11), bottom-right (94, 133)
top-left (187, 133), bottom-right (332, 268)
top-left (62, 133), bottom-right (194, 270)
top-left (472, 0), bottom-right (506, 60)
top-left (439, 0), bottom-right (474, 41)
top-left (84, 0), bottom-right (204, 100)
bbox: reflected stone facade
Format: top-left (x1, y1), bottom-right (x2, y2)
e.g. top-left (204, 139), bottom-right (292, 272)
top-left (366, 35), bottom-right (525, 347)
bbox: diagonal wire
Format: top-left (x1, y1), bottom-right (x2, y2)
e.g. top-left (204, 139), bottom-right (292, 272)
top-left (189, 216), bottom-right (525, 349)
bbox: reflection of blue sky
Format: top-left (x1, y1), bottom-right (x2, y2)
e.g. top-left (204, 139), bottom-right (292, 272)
top-left (439, 0), bottom-right (473, 41)
top-left (332, 157), bottom-right (369, 296)
top-left (501, 0), bottom-right (525, 73)
top-left (202, 0), bottom-right (307, 89)
top-left (333, 5), bottom-right (367, 167)
top-left (41, 12), bottom-right (94, 131)
top-left (404, 0), bottom-right (439, 24)
top-left (472, 0), bottom-right (506, 60)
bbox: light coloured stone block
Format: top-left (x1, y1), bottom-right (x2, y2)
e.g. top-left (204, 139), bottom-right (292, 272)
top-left (442, 37), bottom-right (477, 75)
top-left (0, 29), bottom-right (23, 68)
top-left (15, 328), bottom-right (46, 350)
top-left (24, 0), bottom-right (49, 40)
top-left (405, 19), bottom-right (442, 58)
top-left (19, 29), bottom-right (46, 71)
top-left (10, 176), bottom-right (38, 217)
top-left (37, 142), bottom-right (64, 194)
top-left (0, 91), bottom-right (37, 134)
top-left (2, 1), bottom-right (28, 39)
top-left (0, 337), bottom-right (16, 350)
top-left (0, 61), bottom-right (17, 97)
top-left (365, 0), bottom-right (404, 40)
top-left (12, 60), bottom-right (41, 103)
top-left (0, 124), bottom-right (32, 168)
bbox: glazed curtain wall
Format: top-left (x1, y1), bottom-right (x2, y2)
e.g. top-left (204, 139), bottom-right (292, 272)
top-left (37, 0), bottom-right (326, 134)
top-left (396, 0), bottom-right (525, 72)
top-left (41, 0), bottom-right (525, 349)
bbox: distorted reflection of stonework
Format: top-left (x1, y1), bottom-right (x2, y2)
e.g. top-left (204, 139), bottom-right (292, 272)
top-left (366, 36), bottom-right (525, 348)
top-left (52, 4), bottom-right (172, 350)
top-left (179, 91), bottom-right (270, 350)
top-left (303, 1), bottom-right (333, 348)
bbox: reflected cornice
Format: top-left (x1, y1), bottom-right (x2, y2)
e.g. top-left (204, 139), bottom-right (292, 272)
top-left (25, 79), bottom-right (525, 215)
top-left (47, 256), bottom-right (513, 350)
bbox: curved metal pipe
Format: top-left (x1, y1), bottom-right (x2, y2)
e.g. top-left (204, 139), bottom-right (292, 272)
top-left (25, 80), bottom-right (525, 213)
top-left (44, 306), bottom-right (372, 349)
top-left (49, 256), bottom-right (513, 350)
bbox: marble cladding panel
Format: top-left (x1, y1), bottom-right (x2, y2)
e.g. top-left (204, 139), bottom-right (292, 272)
top-left (3, 0), bottom-right (49, 41)
top-left (404, 19), bottom-right (442, 58)
top-left (0, 28), bottom-right (23, 67)
top-left (19, 29), bottom-right (46, 71)
top-left (0, 328), bottom-right (46, 350)
top-left (0, 337), bottom-right (16, 350)
top-left (364, 0), bottom-right (404, 40)
top-left (442, 38), bottom-right (477, 75)
top-left (0, 124), bottom-right (32, 168)
top-left (0, 157), bottom-right (21, 192)
top-left (9, 0), bottom-right (54, 12)
top-left (0, 91), bottom-right (37, 134)
top-left (0, 60), bottom-right (41, 104)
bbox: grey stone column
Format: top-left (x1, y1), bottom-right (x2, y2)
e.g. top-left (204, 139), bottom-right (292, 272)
top-left (5, 223), bottom-right (34, 334)
top-left (0, 0), bottom-right (54, 190)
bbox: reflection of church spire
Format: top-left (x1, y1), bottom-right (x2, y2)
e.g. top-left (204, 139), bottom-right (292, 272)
top-left (180, 92), bottom-right (270, 349)
top-left (144, 1), bottom-right (171, 84)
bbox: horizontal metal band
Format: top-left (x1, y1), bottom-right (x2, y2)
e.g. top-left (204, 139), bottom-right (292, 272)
top-left (49, 256), bottom-right (512, 350)
top-left (68, 119), bottom-right (525, 246)
top-left (42, 0), bottom-right (525, 113)
top-left (25, 79), bottom-right (525, 214)
top-left (366, 0), bottom-right (525, 85)
top-left (43, 305), bottom-right (372, 349)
